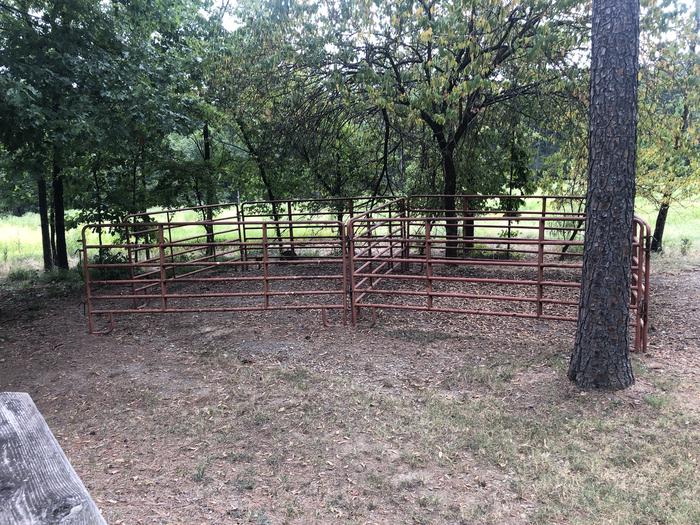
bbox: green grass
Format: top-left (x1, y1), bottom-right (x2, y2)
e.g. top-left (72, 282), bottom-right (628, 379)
top-left (0, 205), bottom-right (340, 276)
top-left (635, 198), bottom-right (700, 253)
top-left (516, 196), bottom-right (700, 258)
top-left (0, 213), bottom-right (89, 272)
top-left (151, 350), bottom-right (700, 524)
top-left (1, 197), bottom-right (698, 277)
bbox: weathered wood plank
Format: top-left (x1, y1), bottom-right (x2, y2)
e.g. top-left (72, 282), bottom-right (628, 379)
top-left (0, 392), bottom-right (106, 525)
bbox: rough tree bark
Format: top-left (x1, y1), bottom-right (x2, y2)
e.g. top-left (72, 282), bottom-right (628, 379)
top-left (568, 0), bottom-right (639, 390)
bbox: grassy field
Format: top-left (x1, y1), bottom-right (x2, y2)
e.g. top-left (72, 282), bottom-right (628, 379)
top-left (635, 199), bottom-right (700, 249)
top-left (1, 197), bottom-right (698, 276)
top-left (0, 206), bottom-right (338, 275)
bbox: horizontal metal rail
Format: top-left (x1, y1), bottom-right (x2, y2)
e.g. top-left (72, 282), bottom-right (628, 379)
top-left (81, 195), bottom-right (650, 353)
top-left (348, 204), bottom-right (651, 353)
top-left (82, 218), bottom-right (348, 333)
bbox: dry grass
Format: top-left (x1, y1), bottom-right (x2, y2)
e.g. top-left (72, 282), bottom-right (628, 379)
top-left (67, 353), bottom-right (698, 524)
top-left (0, 264), bottom-right (698, 524)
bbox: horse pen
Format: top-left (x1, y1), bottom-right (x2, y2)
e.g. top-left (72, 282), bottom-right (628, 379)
top-left (80, 195), bottom-right (650, 352)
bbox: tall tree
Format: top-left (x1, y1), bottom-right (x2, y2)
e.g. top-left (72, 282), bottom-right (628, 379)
top-left (568, 0), bottom-right (639, 389)
top-left (1, 0), bottom-right (210, 268)
top-left (0, 0), bottom-right (122, 268)
top-left (317, 0), bottom-right (584, 254)
top-left (637, 0), bottom-right (699, 252)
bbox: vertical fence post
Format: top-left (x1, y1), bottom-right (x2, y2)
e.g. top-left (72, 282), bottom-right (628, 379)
top-left (235, 204), bottom-right (243, 272)
top-left (210, 208), bottom-right (217, 262)
top-left (538, 197), bottom-right (548, 317)
top-left (631, 224), bottom-right (639, 309)
top-left (166, 211), bottom-right (176, 278)
top-left (399, 199), bottom-right (408, 272)
top-left (367, 211), bottom-right (374, 288)
top-left (241, 205), bottom-right (248, 270)
top-left (634, 221), bottom-right (645, 352)
top-left (425, 221), bottom-right (433, 310)
top-left (348, 220), bottom-right (358, 325)
top-left (125, 224), bottom-right (138, 308)
top-left (536, 218), bottom-right (545, 318)
top-left (262, 223), bottom-right (269, 308)
top-left (643, 223), bottom-right (651, 351)
top-left (158, 224), bottom-right (167, 311)
top-left (287, 200), bottom-right (295, 255)
top-left (82, 228), bottom-right (95, 333)
top-left (506, 199), bottom-right (513, 258)
top-left (388, 202), bottom-right (395, 271)
top-left (340, 220), bottom-right (348, 325)
top-left (461, 197), bottom-right (467, 255)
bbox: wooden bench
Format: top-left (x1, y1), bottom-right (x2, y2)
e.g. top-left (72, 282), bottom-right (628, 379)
top-left (0, 392), bottom-right (106, 524)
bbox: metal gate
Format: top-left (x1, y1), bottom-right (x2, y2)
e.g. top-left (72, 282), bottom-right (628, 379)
top-left (347, 195), bottom-right (650, 352)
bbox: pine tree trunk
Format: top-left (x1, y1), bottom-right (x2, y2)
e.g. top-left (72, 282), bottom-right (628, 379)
top-left (51, 152), bottom-right (69, 270)
top-left (37, 175), bottom-right (53, 271)
top-left (568, 0), bottom-right (639, 390)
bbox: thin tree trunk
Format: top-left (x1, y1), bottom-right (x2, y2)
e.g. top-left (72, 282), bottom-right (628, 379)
top-left (559, 219), bottom-right (585, 258)
top-left (254, 157), bottom-right (282, 243)
top-left (650, 10), bottom-right (697, 252)
top-left (131, 151), bottom-right (138, 214)
top-left (51, 151), bottom-right (68, 270)
top-left (90, 159), bottom-right (104, 256)
top-left (37, 175), bottom-right (53, 271)
top-left (569, 0), bottom-right (639, 390)
top-left (202, 123), bottom-right (215, 255)
top-left (236, 119), bottom-right (282, 241)
top-left (376, 108), bottom-right (390, 196)
top-left (442, 150), bottom-right (459, 258)
top-left (139, 140), bottom-right (146, 205)
top-left (49, 206), bottom-right (56, 262)
top-left (651, 195), bottom-right (671, 252)
top-left (263, 173), bottom-right (283, 243)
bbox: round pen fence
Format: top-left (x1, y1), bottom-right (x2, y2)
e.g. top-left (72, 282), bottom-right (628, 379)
top-left (80, 195), bottom-right (650, 352)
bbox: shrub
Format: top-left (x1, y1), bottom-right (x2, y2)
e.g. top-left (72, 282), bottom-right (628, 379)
top-left (6, 268), bottom-right (37, 282)
top-left (76, 249), bottom-right (131, 280)
top-left (38, 269), bottom-right (83, 285)
top-left (680, 237), bottom-right (692, 256)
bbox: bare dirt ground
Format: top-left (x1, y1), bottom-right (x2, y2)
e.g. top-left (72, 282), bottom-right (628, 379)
top-left (1, 259), bottom-right (699, 525)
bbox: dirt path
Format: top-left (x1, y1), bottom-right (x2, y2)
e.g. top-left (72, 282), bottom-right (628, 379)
top-left (1, 262), bottom-right (698, 524)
